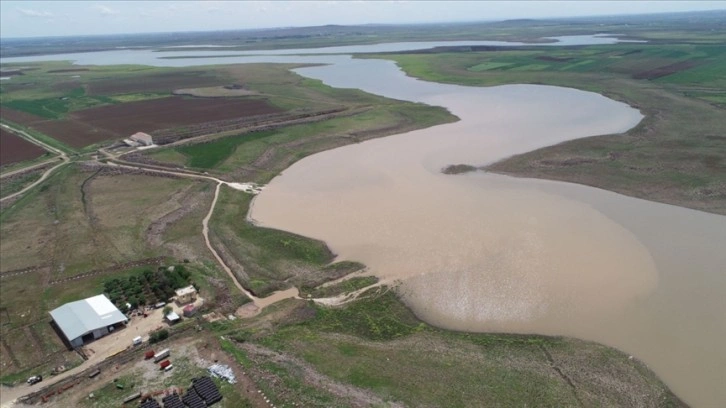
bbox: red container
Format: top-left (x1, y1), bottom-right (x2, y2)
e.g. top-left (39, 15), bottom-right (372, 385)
top-left (144, 350), bottom-right (155, 360)
top-left (159, 360), bottom-right (171, 370)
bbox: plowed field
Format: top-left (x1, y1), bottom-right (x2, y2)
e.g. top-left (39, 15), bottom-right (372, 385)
top-left (0, 128), bottom-right (46, 166)
top-left (29, 120), bottom-right (120, 148)
top-left (0, 107), bottom-right (45, 126)
top-left (70, 96), bottom-right (281, 136)
top-left (87, 71), bottom-right (225, 95)
top-left (3, 97), bottom-right (283, 148)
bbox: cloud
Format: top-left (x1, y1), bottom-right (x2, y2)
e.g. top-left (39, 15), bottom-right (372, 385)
top-left (94, 4), bottom-right (120, 16)
top-left (16, 8), bottom-right (53, 18)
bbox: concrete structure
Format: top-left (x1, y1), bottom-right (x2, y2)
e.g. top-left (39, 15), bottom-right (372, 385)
top-left (183, 304), bottom-right (196, 317)
top-left (165, 311), bottom-right (181, 324)
top-left (129, 132), bottom-right (153, 146)
top-left (175, 285), bottom-right (197, 305)
top-left (49, 294), bottom-right (127, 348)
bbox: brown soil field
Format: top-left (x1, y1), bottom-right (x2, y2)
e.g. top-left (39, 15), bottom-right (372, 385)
top-left (0, 107), bottom-right (45, 126)
top-left (0, 128), bottom-right (46, 166)
top-left (87, 71), bottom-right (226, 95)
top-left (0, 70), bottom-right (24, 77)
top-left (172, 86), bottom-right (259, 98)
top-left (7, 97), bottom-right (283, 148)
top-left (46, 68), bottom-right (90, 73)
top-left (51, 80), bottom-right (83, 93)
top-left (633, 61), bottom-right (699, 80)
top-left (29, 120), bottom-right (120, 148)
top-left (66, 96), bottom-right (282, 141)
top-left (536, 55), bottom-right (573, 62)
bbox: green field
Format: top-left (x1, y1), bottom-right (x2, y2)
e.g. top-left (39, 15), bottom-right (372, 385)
top-left (174, 130), bottom-right (277, 169)
top-left (0, 62), bottom-right (204, 119)
top-left (371, 41), bottom-right (726, 214)
top-left (155, 101), bottom-right (454, 180)
top-left (212, 289), bottom-right (685, 407)
top-left (208, 186), bottom-right (360, 296)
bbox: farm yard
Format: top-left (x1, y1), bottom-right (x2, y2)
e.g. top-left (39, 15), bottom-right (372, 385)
top-left (0, 127), bottom-right (47, 166)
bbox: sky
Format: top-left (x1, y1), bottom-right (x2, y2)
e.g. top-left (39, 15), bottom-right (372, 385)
top-left (1, 1), bottom-right (724, 38)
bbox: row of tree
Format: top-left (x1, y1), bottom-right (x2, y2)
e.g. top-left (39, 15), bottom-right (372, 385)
top-left (103, 266), bottom-right (193, 312)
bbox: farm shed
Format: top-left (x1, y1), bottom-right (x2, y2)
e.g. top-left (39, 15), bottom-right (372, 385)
top-left (165, 311), bottom-right (181, 324)
top-left (183, 304), bottom-right (196, 317)
top-left (129, 131), bottom-right (153, 146)
top-left (49, 294), bottom-right (127, 348)
top-left (175, 285), bottom-right (197, 305)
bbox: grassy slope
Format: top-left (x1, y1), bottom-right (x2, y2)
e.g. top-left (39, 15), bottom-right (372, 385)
top-left (214, 288), bottom-right (685, 407)
top-left (0, 165), bottom-right (211, 326)
top-left (209, 186), bottom-right (363, 296)
top-left (372, 42), bottom-right (726, 214)
top-left (158, 101), bottom-right (454, 183)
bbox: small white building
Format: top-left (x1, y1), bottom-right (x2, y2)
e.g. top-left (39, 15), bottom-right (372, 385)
top-left (165, 311), bottom-right (181, 324)
top-left (129, 132), bottom-right (153, 146)
top-left (49, 294), bottom-right (128, 348)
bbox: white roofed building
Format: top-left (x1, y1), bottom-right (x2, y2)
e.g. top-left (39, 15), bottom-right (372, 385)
top-left (129, 132), bottom-right (153, 146)
top-left (49, 294), bottom-right (128, 348)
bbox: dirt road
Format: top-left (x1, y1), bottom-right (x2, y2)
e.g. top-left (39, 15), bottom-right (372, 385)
top-left (0, 123), bottom-right (69, 203)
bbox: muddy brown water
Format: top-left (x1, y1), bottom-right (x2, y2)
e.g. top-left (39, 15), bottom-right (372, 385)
top-left (250, 75), bottom-right (726, 406)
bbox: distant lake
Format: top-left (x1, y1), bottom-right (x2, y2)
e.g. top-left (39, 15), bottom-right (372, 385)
top-left (1, 34), bottom-right (639, 67)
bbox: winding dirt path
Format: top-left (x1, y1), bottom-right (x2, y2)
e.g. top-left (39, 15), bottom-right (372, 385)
top-left (202, 181), bottom-right (258, 300)
top-left (0, 123), bottom-right (69, 203)
top-left (94, 154), bottom-right (303, 314)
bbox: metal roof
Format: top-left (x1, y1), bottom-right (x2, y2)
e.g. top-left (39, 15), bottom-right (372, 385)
top-left (49, 294), bottom-right (127, 341)
top-left (175, 285), bottom-right (196, 296)
top-left (166, 311), bottom-right (180, 321)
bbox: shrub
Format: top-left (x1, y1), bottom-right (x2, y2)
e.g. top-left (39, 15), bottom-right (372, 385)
top-left (149, 329), bottom-right (169, 344)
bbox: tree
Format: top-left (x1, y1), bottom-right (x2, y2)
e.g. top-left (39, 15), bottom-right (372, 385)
top-left (162, 306), bottom-right (172, 316)
top-left (128, 296), bottom-right (139, 310)
top-left (149, 329), bottom-right (169, 344)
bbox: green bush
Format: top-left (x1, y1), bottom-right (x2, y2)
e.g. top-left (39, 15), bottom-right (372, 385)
top-left (149, 329), bottom-right (169, 344)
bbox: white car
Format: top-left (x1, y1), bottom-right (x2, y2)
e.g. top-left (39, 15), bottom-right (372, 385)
top-left (27, 375), bottom-right (42, 385)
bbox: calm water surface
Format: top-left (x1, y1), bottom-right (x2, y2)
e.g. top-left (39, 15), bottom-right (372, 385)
top-left (3, 36), bottom-right (724, 407)
top-left (255, 59), bottom-right (726, 408)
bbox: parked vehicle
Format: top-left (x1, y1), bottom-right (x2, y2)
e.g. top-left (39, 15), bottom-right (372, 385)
top-left (153, 348), bottom-right (170, 363)
top-left (159, 360), bottom-right (171, 370)
top-left (27, 375), bottom-right (42, 385)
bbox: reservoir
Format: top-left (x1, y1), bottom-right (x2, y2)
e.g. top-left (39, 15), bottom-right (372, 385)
top-left (251, 68), bottom-right (726, 407)
top-left (3, 37), bottom-right (725, 406)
